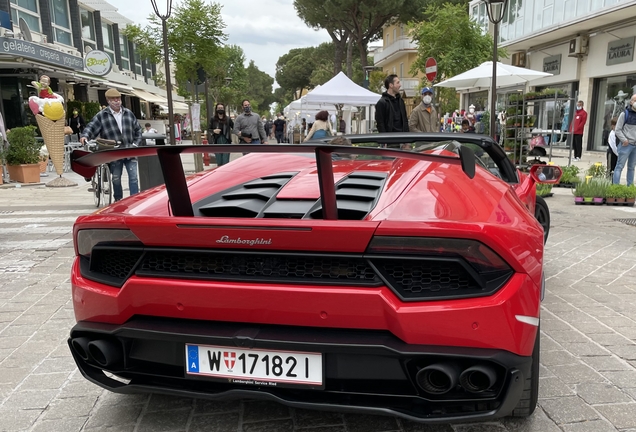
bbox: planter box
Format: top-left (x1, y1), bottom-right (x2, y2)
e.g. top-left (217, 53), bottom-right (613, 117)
top-left (7, 164), bottom-right (40, 184)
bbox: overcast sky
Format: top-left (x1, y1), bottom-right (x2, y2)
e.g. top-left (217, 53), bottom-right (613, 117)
top-left (106, 0), bottom-right (332, 83)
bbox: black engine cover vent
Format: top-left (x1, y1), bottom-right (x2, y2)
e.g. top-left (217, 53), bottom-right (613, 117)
top-left (195, 172), bottom-right (298, 218)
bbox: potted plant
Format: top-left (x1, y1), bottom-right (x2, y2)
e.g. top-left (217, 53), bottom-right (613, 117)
top-left (536, 183), bottom-right (553, 197)
top-left (559, 165), bottom-right (580, 187)
top-left (606, 184), bottom-right (622, 204)
top-left (625, 185), bottom-right (636, 205)
top-left (590, 178), bottom-right (610, 204)
top-left (5, 126), bottom-right (41, 184)
top-left (573, 180), bottom-right (588, 203)
top-left (586, 162), bottom-right (607, 178)
top-left (503, 139), bottom-right (517, 151)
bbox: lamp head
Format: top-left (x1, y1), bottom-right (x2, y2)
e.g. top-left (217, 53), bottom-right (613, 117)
top-left (485, 0), bottom-right (508, 24)
top-left (225, 77), bottom-right (233, 86)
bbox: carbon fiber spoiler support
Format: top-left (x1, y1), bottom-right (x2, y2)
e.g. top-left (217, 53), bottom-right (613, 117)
top-left (71, 143), bottom-right (475, 218)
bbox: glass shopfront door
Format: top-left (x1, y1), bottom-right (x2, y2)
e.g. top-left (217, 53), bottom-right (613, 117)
top-left (591, 74), bottom-right (636, 151)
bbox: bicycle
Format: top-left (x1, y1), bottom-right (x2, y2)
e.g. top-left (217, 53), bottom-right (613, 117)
top-left (85, 139), bottom-right (115, 208)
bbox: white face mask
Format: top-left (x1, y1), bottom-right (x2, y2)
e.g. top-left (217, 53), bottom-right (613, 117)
top-left (469, 108), bottom-right (475, 113)
top-left (423, 95), bottom-right (432, 104)
top-left (108, 100), bottom-right (122, 111)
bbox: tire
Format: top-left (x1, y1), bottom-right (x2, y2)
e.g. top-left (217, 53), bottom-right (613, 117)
top-left (102, 166), bottom-right (112, 206)
top-left (510, 327), bottom-right (539, 417)
top-left (535, 195), bottom-right (550, 244)
top-left (93, 170), bottom-right (101, 208)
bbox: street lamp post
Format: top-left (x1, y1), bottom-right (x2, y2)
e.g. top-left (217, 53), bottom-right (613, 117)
top-left (150, 0), bottom-right (176, 146)
top-left (485, 0), bottom-right (509, 140)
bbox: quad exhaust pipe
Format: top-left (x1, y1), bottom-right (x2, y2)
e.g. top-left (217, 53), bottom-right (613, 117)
top-left (416, 363), bottom-right (460, 394)
top-left (71, 338), bottom-right (123, 368)
top-left (416, 363), bottom-right (497, 394)
top-left (459, 365), bottom-right (497, 393)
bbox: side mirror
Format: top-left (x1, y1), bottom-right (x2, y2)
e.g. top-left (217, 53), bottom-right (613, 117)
top-left (530, 164), bottom-right (562, 184)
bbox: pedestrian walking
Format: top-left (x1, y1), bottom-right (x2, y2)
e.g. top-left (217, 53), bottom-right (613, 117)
top-left (80, 88), bottom-right (142, 201)
top-left (613, 94), bottom-right (636, 186)
top-left (375, 74), bottom-right (409, 133)
top-left (273, 113), bottom-right (286, 143)
top-left (234, 99), bottom-right (267, 145)
top-left (68, 108), bottom-right (85, 141)
top-left (571, 100), bottom-right (588, 161)
top-left (304, 110), bottom-right (333, 141)
top-left (208, 103), bottom-right (234, 167)
top-left (408, 87), bottom-right (438, 133)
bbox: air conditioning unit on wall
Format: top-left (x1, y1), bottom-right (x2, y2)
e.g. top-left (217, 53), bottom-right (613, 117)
top-left (569, 35), bottom-right (589, 57)
top-left (511, 52), bottom-right (526, 67)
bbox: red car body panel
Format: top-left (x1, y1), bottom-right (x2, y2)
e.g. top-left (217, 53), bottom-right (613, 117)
top-left (69, 141), bottom-right (553, 421)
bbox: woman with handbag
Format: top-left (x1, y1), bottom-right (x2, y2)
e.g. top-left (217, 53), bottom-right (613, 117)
top-left (304, 110), bottom-right (333, 142)
top-left (208, 103), bottom-right (234, 166)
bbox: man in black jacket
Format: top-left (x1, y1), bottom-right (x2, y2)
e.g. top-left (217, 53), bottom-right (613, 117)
top-left (375, 74), bottom-right (409, 133)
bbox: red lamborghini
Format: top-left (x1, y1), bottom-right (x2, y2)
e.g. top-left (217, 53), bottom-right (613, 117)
top-left (68, 134), bottom-right (560, 423)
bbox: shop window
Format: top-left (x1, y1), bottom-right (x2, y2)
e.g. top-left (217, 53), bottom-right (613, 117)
top-left (120, 35), bottom-right (130, 70)
top-left (80, 9), bottom-right (95, 41)
top-left (575, 0), bottom-right (589, 16)
top-left (9, 0), bottom-right (41, 33)
top-left (592, 76), bottom-right (635, 151)
top-left (102, 24), bottom-right (114, 50)
top-left (50, 0), bottom-right (72, 46)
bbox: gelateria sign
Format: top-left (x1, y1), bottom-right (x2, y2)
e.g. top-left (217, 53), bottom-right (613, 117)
top-left (607, 37), bottom-right (635, 66)
top-left (84, 50), bottom-right (112, 76)
top-left (0, 37), bottom-right (83, 70)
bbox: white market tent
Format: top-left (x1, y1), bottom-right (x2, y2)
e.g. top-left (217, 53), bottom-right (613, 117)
top-left (435, 61), bottom-right (552, 90)
top-left (304, 71), bottom-right (381, 105)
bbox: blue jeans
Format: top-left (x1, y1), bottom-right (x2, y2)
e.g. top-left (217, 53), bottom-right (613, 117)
top-left (109, 158), bottom-right (139, 201)
top-left (613, 144), bottom-right (636, 185)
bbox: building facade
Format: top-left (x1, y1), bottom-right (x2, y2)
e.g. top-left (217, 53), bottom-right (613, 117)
top-left (470, 0), bottom-right (636, 152)
top-left (0, 0), bottom-right (186, 130)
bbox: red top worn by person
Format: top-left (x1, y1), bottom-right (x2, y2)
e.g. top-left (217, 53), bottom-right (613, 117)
top-left (571, 102), bottom-right (588, 135)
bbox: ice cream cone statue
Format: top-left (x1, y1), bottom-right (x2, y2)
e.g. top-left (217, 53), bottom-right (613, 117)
top-left (29, 75), bottom-right (66, 175)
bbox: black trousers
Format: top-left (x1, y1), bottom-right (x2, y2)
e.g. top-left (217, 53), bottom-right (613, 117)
top-left (573, 134), bottom-right (583, 158)
top-left (275, 131), bottom-right (285, 143)
top-left (607, 149), bottom-right (618, 174)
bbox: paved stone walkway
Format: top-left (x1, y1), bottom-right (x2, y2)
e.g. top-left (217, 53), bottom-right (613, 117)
top-left (1, 153), bottom-right (636, 431)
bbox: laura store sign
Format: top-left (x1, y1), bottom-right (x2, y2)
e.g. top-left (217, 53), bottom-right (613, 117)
top-left (0, 37), bottom-right (83, 70)
top-left (607, 37), bottom-right (635, 66)
top-left (543, 55), bottom-right (561, 76)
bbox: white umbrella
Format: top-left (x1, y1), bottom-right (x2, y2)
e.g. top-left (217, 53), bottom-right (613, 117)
top-left (434, 61), bottom-right (553, 90)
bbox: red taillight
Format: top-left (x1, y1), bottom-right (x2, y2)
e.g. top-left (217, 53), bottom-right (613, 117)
top-left (366, 236), bottom-right (510, 274)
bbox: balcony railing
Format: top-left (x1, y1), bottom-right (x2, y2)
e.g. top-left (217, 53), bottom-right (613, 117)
top-left (373, 37), bottom-right (418, 65)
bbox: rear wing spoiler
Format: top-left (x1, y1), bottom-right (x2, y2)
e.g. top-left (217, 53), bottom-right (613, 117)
top-left (71, 143), bottom-right (476, 218)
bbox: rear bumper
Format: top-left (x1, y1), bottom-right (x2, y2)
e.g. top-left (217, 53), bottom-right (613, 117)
top-left (71, 258), bottom-right (540, 356)
top-left (69, 317), bottom-right (533, 423)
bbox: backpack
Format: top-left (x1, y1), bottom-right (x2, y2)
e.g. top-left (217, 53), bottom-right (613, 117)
top-left (312, 128), bottom-right (332, 139)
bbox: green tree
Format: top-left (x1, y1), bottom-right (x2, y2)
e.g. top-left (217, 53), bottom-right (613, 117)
top-left (275, 47), bottom-right (316, 100)
top-left (410, 3), bottom-right (506, 114)
top-left (244, 61), bottom-right (275, 115)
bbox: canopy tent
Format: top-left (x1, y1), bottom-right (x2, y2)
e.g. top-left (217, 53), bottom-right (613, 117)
top-left (434, 61), bottom-right (553, 90)
top-left (304, 71), bottom-right (381, 105)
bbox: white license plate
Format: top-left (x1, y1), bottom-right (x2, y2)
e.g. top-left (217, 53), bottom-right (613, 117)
top-left (185, 344), bottom-right (323, 388)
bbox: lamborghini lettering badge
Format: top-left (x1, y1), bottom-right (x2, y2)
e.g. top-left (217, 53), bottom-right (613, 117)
top-left (216, 235), bottom-right (272, 246)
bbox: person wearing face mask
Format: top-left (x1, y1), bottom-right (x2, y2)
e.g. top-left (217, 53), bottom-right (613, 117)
top-left (80, 88), bottom-right (142, 201)
top-left (68, 108), bottom-right (85, 140)
top-left (208, 103), bottom-right (234, 166)
top-left (233, 99), bottom-right (267, 146)
top-left (570, 100), bottom-right (588, 161)
top-left (273, 113), bottom-right (287, 143)
top-left (613, 94), bottom-right (636, 185)
top-left (466, 104), bottom-right (477, 126)
top-left (408, 87), bottom-right (438, 133)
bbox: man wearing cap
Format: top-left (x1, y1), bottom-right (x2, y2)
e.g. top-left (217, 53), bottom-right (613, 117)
top-left (80, 88), bottom-right (142, 201)
top-left (409, 87), bottom-right (438, 133)
top-left (375, 74), bottom-right (409, 133)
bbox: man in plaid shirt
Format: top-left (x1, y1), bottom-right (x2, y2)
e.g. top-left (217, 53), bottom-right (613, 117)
top-left (80, 88), bottom-right (142, 201)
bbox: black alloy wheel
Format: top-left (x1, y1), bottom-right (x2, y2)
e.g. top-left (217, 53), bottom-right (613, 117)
top-left (534, 196), bottom-right (550, 244)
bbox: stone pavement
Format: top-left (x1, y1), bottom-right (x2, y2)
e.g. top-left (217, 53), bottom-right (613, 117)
top-left (1, 149), bottom-right (636, 431)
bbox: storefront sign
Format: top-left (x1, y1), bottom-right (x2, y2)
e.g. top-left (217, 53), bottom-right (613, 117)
top-left (607, 37), bottom-right (635, 66)
top-left (0, 37), bottom-right (84, 70)
top-left (543, 55), bottom-right (561, 75)
top-left (84, 50), bottom-right (112, 76)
